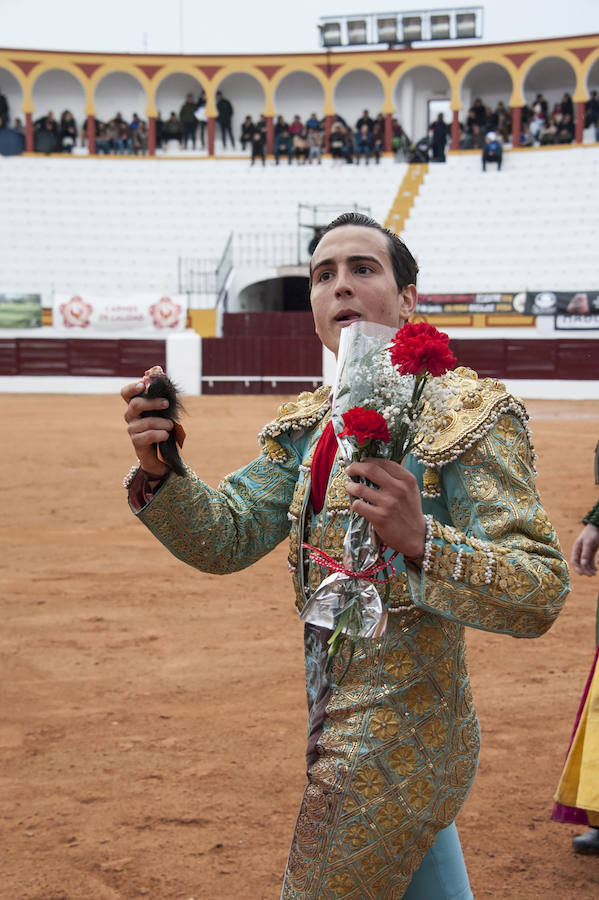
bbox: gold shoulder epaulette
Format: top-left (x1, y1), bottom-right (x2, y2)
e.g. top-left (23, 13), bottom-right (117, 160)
top-left (258, 384), bottom-right (331, 460)
top-left (413, 367), bottom-right (532, 493)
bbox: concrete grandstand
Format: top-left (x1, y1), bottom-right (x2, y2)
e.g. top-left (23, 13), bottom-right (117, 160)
top-left (0, 32), bottom-right (598, 396)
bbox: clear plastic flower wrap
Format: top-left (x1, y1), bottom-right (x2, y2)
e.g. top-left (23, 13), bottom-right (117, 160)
top-left (300, 320), bottom-right (458, 676)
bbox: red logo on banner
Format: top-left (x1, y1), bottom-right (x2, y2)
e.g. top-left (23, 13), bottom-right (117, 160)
top-left (59, 295), bottom-right (93, 328)
top-left (149, 296), bottom-right (182, 329)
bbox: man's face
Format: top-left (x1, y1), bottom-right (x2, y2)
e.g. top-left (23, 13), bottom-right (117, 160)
top-left (310, 225), bottom-right (417, 356)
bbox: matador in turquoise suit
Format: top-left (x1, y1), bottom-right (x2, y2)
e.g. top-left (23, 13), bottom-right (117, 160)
top-left (122, 213), bottom-right (569, 899)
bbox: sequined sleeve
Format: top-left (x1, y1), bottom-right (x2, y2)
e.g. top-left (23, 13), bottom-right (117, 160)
top-left (131, 439), bottom-right (301, 575)
top-left (409, 414), bottom-right (569, 637)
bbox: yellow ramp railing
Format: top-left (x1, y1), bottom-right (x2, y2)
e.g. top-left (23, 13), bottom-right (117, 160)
top-left (384, 163), bottom-right (428, 234)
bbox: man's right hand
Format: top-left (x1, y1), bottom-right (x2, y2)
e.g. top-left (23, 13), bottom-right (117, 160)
top-left (571, 523), bottom-right (599, 577)
top-left (121, 379), bottom-right (173, 478)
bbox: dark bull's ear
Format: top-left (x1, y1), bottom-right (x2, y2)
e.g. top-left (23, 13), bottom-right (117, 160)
top-left (594, 440), bottom-right (599, 486)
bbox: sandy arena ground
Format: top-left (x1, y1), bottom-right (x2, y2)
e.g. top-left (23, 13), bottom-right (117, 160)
top-left (2, 392), bottom-right (599, 900)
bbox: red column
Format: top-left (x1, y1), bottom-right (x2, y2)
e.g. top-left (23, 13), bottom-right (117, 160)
top-left (266, 116), bottom-right (274, 156)
top-left (511, 106), bottom-right (521, 148)
top-left (384, 113), bottom-right (392, 153)
top-left (451, 110), bottom-right (460, 151)
top-left (575, 101), bottom-right (585, 144)
top-left (86, 115), bottom-right (96, 154)
top-left (25, 112), bottom-right (34, 152)
top-left (208, 117), bottom-right (215, 156)
top-left (324, 115), bottom-right (332, 153)
top-left (148, 117), bottom-right (156, 156)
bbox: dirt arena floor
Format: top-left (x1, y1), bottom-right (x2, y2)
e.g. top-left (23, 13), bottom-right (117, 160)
top-left (2, 391), bottom-right (599, 900)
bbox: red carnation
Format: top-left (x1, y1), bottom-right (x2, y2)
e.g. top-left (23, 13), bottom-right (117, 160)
top-left (338, 407), bottom-right (391, 445)
top-left (389, 322), bottom-right (456, 377)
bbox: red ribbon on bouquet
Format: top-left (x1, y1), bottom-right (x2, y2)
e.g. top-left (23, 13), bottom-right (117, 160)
top-left (302, 542), bottom-right (398, 583)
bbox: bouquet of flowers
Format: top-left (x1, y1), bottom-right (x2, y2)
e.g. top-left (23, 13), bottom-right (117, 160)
top-left (300, 320), bottom-right (458, 676)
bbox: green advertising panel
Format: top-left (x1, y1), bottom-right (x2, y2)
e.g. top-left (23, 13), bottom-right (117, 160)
top-left (0, 294), bottom-right (42, 328)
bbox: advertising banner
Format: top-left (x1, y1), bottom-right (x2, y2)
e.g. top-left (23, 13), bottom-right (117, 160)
top-left (0, 293), bottom-right (42, 328)
top-left (524, 291), bottom-right (599, 325)
top-left (416, 293), bottom-right (518, 314)
top-left (53, 294), bottom-right (188, 333)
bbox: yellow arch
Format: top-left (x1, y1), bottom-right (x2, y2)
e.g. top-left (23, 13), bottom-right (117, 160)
top-left (455, 55), bottom-right (516, 108)
top-left (581, 48), bottom-right (599, 94)
top-left (87, 64), bottom-right (148, 117)
top-left (150, 64), bottom-right (210, 118)
top-left (518, 49), bottom-right (579, 105)
top-left (269, 63), bottom-right (327, 117)
top-left (390, 59), bottom-right (453, 111)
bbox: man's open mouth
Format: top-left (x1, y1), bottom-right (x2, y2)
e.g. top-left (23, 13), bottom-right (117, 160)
top-left (335, 310), bottom-right (361, 323)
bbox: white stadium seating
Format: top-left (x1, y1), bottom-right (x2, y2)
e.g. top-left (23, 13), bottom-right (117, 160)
top-left (0, 155), bottom-right (407, 300)
top-left (402, 147), bottom-right (599, 294)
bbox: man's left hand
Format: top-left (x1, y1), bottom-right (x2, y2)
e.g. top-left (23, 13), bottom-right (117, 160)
top-left (345, 458), bottom-right (426, 561)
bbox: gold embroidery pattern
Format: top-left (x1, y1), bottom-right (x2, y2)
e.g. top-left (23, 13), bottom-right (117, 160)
top-left (420, 416), bottom-right (569, 636)
top-left (414, 367), bottom-right (532, 470)
top-left (259, 385), bottom-right (331, 460)
top-left (282, 618), bottom-right (479, 899)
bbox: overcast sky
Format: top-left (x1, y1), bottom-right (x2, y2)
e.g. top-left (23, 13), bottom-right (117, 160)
top-left (1, 0), bottom-right (597, 56)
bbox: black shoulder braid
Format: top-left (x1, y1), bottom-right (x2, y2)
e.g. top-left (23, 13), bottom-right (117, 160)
top-left (583, 500), bottom-right (599, 528)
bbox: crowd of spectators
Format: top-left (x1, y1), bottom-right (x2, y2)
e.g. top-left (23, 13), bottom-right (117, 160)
top-left (240, 109), bottom-right (409, 167)
top-left (2, 83), bottom-right (599, 159)
top-left (458, 91), bottom-right (597, 152)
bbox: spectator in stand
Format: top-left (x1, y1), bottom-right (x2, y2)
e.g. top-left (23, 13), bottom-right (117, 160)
top-left (288, 114), bottom-right (303, 137)
top-left (305, 111), bottom-right (321, 131)
top-left (519, 122), bottom-right (534, 147)
top-left (532, 93), bottom-right (548, 118)
top-left (133, 120), bottom-right (148, 155)
top-left (539, 115), bottom-right (559, 145)
top-left (107, 119), bottom-right (122, 153)
top-left (59, 110), bottom-right (78, 152)
top-left (216, 91), bottom-right (235, 149)
top-left (482, 131), bottom-right (502, 171)
top-left (372, 114), bottom-right (384, 163)
top-left (129, 113), bottom-right (143, 135)
top-left (194, 91), bottom-right (207, 149)
top-left (391, 118), bottom-right (409, 157)
top-left (180, 93), bottom-right (198, 150)
top-left (560, 92), bottom-right (574, 120)
top-left (431, 113), bottom-right (448, 162)
top-left (483, 105), bottom-right (497, 132)
top-left (255, 114), bottom-right (268, 137)
top-left (155, 113), bottom-right (164, 150)
top-left (355, 123), bottom-right (372, 165)
top-left (250, 128), bottom-right (265, 166)
top-left (0, 87), bottom-right (9, 128)
top-left (585, 90), bottom-right (599, 134)
top-left (119, 121), bottom-right (133, 153)
top-left (528, 110), bottom-right (544, 142)
top-left (164, 111), bottom-right (183, 147)
top-left (95, 122), bottom-right (111, 154)
top-left (307, 126), bottom-right (323, 165)
top-left (274, 125), bottom-right (293, 165)
top-left (240, 115), bottom-right (254, 151)
top-left (34, 111), bottom-right (59, 153)
top-left (329, 122), bottom-right (353, 164)
top-left (557, 113), bottom-right (575, 144)
top-left (13, 117), bottom-right (25, 138)
top-left (355, 108), bottom-right (374, 134)
top-left (293, 127), bottom-right (309, 164)
top-left (470, 97), bottom-right (486, 128)
top-left (494, 102), bottom-right (512, 143)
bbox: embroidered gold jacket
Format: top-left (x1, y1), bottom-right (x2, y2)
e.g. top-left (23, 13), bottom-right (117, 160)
top-left (132, 368), bottom-right (569, 898)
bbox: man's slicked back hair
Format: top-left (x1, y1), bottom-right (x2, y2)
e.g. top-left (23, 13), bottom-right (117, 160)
top-left (313, 211), bottom-right (418, 290)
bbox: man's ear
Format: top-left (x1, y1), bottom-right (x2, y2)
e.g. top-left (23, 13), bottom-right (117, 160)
top-left (399, 284), bottom-right (418, 319)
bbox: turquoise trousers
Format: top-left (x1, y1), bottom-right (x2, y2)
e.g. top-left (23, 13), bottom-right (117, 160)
top-left (402, 823), bottom-right (472, 900)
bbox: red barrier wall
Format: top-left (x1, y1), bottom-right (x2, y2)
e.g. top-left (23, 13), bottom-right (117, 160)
top-left (0, 339), bottom-right (167, 377)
